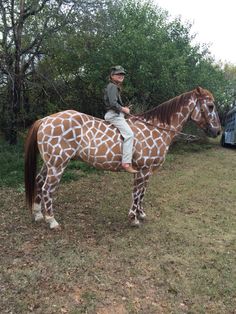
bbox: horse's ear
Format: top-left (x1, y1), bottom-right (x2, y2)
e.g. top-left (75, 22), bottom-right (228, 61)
top-left (195, 86), bottom-right (214, 100)
top-left (196, 86), bottom-right (203, 95)
top-left (195, 86), bottom-right (204, 96)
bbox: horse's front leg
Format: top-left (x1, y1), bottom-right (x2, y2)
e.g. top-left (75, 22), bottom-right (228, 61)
top-left (129, 168), bottom-right (151, 226)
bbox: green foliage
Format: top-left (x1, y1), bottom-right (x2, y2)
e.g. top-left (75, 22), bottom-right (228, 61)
top-left (0, 0), bottom-right (235, 134)
top-left (41, 0), bottom-right (233, 117)
top-left (0, 139), bottom-right (25, 188)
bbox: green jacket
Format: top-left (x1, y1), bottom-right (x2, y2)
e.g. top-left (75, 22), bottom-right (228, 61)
top-left (104, 82), bottom-right (124, 113)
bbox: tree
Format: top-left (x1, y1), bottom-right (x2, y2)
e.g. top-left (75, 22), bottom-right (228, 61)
top-left (217, 63), bottom-right (236, 124)
top-left (0, 0), bottom-right (92, 143)
top-left (0, 0), bottom-right (233, 140)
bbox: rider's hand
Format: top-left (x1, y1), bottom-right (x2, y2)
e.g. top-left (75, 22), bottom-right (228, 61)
top-left (121, 106), bottom-right (130, 114)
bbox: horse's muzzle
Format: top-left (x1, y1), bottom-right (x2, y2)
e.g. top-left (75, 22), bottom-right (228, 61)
top-left (207, 126), bottom-right (221, 138)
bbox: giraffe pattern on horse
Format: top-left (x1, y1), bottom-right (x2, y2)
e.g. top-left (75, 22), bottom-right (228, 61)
top-left (24, 87), bottom-right (221, 229)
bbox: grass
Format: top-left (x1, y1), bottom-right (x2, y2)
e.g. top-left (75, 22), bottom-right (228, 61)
top-left (1, 138), bottom-right (236, 313)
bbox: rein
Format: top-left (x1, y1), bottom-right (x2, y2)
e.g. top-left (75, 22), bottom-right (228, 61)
top-left (127, 103), bottom-right (201, 142)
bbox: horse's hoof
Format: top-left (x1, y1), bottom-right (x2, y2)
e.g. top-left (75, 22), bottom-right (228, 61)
top-left (130, 217), bottom-right (140, 227)
top-left (45, 216), bottom-right (60, 230)
top-left (34, 212), bottom-right (44, 222)
top-left (138, 211), bottom-right (146, 220)
top-left (49, 220), bottom-right (60, 230)
top-left (51, 224), bottom-right (61, 231)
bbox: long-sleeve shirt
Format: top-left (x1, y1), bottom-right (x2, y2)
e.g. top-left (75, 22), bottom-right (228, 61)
top-left (104, 82), bottom-right (123, 113)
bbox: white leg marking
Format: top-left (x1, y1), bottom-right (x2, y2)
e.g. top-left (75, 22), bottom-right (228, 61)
top-left (45, 215), bottom-right (60, 229)
top-left (33, 203), bottom-right (44, 222)
top-left (138, 211), bottom-right (146, 220)
top-left (130, 216), bottom-right (140, 227)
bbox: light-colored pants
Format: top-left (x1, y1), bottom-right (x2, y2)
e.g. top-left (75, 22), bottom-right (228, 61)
top-left (105, 110), bottom-right (134, 164)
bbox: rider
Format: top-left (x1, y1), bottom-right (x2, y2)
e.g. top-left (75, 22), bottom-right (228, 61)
top-left (104, 65), bottom-right (137, 174)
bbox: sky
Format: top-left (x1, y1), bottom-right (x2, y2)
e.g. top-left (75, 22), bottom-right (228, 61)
top-left (154, 0), bottom-right (236, 65)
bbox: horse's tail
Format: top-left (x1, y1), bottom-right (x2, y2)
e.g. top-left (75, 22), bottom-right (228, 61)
top-left (24, 120), bottom-right (42, 213)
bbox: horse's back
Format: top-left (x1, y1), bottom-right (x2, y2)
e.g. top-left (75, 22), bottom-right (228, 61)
top-left (40, 110), bottom-right (114, 130)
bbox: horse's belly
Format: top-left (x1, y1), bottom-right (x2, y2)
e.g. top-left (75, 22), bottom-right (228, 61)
top-left (76, 139), bottom-right (122, 169)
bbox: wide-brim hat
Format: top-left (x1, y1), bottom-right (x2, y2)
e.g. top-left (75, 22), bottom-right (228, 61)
top-left (110, 65), bottom-right (126, 75)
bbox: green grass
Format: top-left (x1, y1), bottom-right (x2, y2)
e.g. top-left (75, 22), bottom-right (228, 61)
top-left (62, 159), bottom-right (99, 182)
top-left (1, 137), bottom-right (236, 313)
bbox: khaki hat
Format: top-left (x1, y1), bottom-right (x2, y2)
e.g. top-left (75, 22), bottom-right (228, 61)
top-left (110, 65), bottom-right (126, 75)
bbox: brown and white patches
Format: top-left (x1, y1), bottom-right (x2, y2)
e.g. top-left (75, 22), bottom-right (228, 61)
top-left (26, 87), bottom-right (221, 229)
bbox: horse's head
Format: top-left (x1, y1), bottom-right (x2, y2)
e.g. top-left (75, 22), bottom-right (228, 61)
top-left (190, 87), bottom-right (221, 137)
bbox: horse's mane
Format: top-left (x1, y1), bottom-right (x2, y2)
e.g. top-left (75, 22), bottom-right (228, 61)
top-left (136, 87), bottom-right (214, 125)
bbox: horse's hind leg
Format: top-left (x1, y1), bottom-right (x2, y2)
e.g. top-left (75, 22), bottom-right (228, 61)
top-left (41, 163), bottom-right (68, 229)
top-left (33, 164), bottom-right (47, 222)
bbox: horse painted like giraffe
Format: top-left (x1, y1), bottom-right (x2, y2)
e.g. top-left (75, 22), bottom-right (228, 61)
top-left (24, 87), bottom-right (221, 229)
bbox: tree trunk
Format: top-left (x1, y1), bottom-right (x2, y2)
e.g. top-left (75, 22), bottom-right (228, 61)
top-left (6, 0), bottom-right (24, 144)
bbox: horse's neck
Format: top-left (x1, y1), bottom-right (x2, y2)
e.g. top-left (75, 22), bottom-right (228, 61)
top-left (153, 98), bottom-right (196, 134)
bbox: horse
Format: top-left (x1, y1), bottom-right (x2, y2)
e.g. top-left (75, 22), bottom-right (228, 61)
top-left (24, 86), bottom-right (221, 229)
